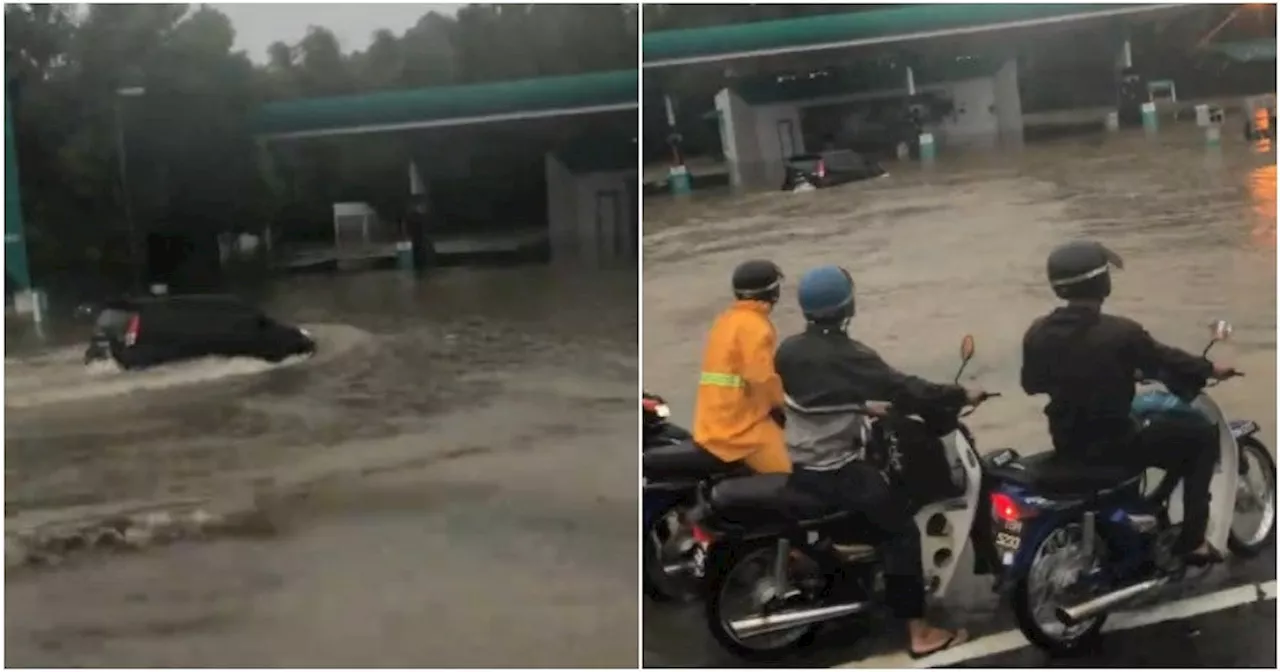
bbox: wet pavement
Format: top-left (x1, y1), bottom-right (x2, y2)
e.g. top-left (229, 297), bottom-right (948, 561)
top-left (5, 265), bottom-right (639, 667)
top-left (642, 126), bottom-right (1277, 667)
top-left (955, 600), bottom-right (1276, 668)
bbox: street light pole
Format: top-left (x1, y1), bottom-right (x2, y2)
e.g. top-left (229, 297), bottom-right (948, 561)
top-left (115, 86), bottom-right (144, 293)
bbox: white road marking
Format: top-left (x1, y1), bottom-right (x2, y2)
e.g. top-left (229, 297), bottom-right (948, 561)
top-left (834, 580), bottom-right (1278, 669)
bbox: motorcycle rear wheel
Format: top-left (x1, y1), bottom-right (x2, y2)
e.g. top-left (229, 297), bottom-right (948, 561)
top-left (1012, 522), bottom-right (1107, 657)
top-left (703, 538), bottom-right (824, 661)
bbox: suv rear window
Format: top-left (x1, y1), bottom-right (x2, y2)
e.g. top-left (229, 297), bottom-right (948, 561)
top-left (785, 154), bottom-right (822, 171)
top-left (820, 150), bottom-right (866, 171)
top-left (94, 308), bottom-right (136, 338)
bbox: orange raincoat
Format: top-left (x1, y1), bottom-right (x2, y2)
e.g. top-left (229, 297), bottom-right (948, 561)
top-left (692, 300), bottom-right (791, 473)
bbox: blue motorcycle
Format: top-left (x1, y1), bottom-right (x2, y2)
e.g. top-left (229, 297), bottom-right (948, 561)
top-left (987, 320), bottom-right (1276, 655)
top-left (642, 392), bottom-right (747, 602)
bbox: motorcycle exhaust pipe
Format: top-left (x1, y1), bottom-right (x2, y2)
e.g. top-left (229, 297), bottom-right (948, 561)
top-left (1055, 576), bottom-right (1169, 627)
top-left (729, 601), bottom-right (872, 639)
top-left (662, 559), bottom-right (698, 574)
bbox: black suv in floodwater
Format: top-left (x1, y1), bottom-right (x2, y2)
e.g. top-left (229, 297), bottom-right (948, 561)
top-left (82, 294), bottom-right (316, 370)
top-left (781, 149), bottom-right (887, 191)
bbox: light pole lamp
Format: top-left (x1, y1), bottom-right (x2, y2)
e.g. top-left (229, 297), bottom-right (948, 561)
top-left (115, 85), bottom-right (144, 293)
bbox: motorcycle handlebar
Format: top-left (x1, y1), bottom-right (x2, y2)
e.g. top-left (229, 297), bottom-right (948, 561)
top-left (959, 392), bottom-right (1000, 418)
top-left (850, 391), bottom-right (1001, 420)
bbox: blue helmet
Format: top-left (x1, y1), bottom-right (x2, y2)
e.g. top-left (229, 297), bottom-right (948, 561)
top-left (797, 265), bottom-right (855, 323)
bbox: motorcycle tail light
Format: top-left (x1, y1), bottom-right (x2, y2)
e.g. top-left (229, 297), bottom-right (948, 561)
top-left (991, 492), bottom-right (1026, 522)
top-left (641, 397), bottom-right (670, 418)
top-left (691, 524), bottom-right (713, 545)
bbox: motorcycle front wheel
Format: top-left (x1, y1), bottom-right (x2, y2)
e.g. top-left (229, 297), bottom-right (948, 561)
top-left (1228, 437), bottom-right (1277, 558)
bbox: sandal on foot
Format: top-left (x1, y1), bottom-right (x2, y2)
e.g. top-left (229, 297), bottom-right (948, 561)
top-left (1184, 546), bottom-right (1226, 567)
top-left (909, 629), bottom-right (970, 660)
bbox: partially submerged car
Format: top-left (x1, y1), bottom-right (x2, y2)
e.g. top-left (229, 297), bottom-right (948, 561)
top-left (781, 149), bottom-right (887, 192)
top-left (83, 294), bottom-right (316, 370)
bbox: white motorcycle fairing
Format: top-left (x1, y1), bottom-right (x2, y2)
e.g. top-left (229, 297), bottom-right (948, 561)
top-left (915, 428), bottom-right (983, 599)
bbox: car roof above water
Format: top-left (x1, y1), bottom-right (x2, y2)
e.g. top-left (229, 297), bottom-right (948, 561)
top-left (104, 293), bottom-right (245, 308)
top-left (102, 294), bottom-right (262, 319)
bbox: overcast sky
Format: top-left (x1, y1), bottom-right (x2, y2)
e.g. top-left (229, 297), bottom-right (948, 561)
top-left (212, 3), bottom-right (465, 62)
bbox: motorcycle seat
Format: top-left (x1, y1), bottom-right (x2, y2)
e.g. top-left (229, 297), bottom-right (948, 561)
top-left (708, 474), bottom-right (845, 528)
top-left (643, 440), bottom-right (741, 481)
top-left (991, 451), bottom-right (1140, 497)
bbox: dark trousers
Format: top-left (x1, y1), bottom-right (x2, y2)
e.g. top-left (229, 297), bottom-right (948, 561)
top-left (790, 461), bottom-right (925, 619)
top-left (1137, 415), bottom-right (1220, 552)
top-left (1092, 414), bottom-right (1219, 552)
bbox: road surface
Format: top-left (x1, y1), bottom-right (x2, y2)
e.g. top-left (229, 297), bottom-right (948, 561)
top-left (6, 265), bottom-right (640, 668)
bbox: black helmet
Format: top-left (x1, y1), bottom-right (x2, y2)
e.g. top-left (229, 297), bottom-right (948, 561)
top-left (732, 259), bottom-right (784, 304)
top-left (1046, 240), bottom-right (1125, 300)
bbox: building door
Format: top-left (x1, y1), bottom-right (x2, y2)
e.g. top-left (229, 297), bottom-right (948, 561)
top-left (595, 189), bottom-right (622, 265)
top-left (625, 178), bottom-right (637, 262)
top-left (777, 119), bottom-right (797, 158)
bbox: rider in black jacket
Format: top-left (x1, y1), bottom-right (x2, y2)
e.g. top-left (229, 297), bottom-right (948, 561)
top-left (1022, 240), bottom-right (1235, 565)
top-left (776, 264), bottom-right (985, 659)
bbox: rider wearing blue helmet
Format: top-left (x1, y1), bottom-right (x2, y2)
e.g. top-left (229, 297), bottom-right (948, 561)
top-left (775, 264), bottom-right (985, 659)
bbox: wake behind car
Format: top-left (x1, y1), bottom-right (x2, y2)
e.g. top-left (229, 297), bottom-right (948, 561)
top-left (83, 294), bottom-right (316, 370)
top-left (781, 149), bottom-right (887, 192)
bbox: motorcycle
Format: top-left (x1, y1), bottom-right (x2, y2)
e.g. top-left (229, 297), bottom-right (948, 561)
top-left (690, 335), bottom-right (1003, 659)
top-left (642, 392), bottom-right (747, 602)
top-left (987, 319), bottom-right (1276, 656)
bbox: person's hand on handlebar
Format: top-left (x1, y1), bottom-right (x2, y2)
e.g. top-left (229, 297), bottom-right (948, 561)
top-left (964, 386), bottom-right (993, 405)
top-left (1211, 362), bottom-right (1242, 380)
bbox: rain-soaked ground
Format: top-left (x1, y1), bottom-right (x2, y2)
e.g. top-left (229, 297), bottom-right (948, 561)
top-left (5, 266), bottom-right (639, 668)
top-left (642, 125), bottom-right (1277, 668)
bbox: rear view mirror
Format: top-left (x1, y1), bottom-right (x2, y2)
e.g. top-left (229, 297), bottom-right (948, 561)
top-left (1210, 319), bottom-right (1233, 343)
top-left (960, 334), bottom-right (976, 362)
top-left (954, 334), bottom-right (976, 383)
top-left (1203, 319), bottom-right (1233, 357)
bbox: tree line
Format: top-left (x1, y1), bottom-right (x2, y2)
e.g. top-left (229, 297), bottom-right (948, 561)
top-left (5, 3), bottom-right (637, 293)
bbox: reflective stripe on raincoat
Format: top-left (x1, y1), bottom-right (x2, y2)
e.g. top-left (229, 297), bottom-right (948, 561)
top-left (692, 300), bottom-right (789, 471)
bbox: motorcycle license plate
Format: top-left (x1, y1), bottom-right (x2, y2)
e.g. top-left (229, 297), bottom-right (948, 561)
top-left (994, 520), bottom-right (1022, 561)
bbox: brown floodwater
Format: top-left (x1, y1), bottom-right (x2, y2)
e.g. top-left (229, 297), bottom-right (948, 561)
top-left (5, 265), bottom-right (639, 668)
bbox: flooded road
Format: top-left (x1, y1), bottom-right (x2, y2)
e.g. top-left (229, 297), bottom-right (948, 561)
top-left (642, 127), bottom-right (1276, 667)
top-left (6, 266), bottom-right (639, 667)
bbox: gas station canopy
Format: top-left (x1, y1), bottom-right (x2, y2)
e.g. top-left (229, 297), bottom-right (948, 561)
top-left (643, 4), bottom-right (1186, 67)
top-left (253, 69), bottom-right (638, 141)
top-left (1207, 39), bottom-right (1277, 63)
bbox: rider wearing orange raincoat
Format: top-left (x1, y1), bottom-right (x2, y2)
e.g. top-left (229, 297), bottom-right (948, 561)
top-left (692, 259), bottom-right (791, 474)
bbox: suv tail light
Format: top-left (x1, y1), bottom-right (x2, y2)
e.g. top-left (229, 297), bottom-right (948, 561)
top-left (124, 314), bottom-right (141, 347)
top-left (816, 159), bottom-right (827, 179)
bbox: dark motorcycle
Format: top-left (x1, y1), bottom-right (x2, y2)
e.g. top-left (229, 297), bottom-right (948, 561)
top-left (989, 319), bottom-right (1276, 655)
top-left (690, 335), bottom-right (1003, 659)
top-left (642, 391), bottom-right (746, 602)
